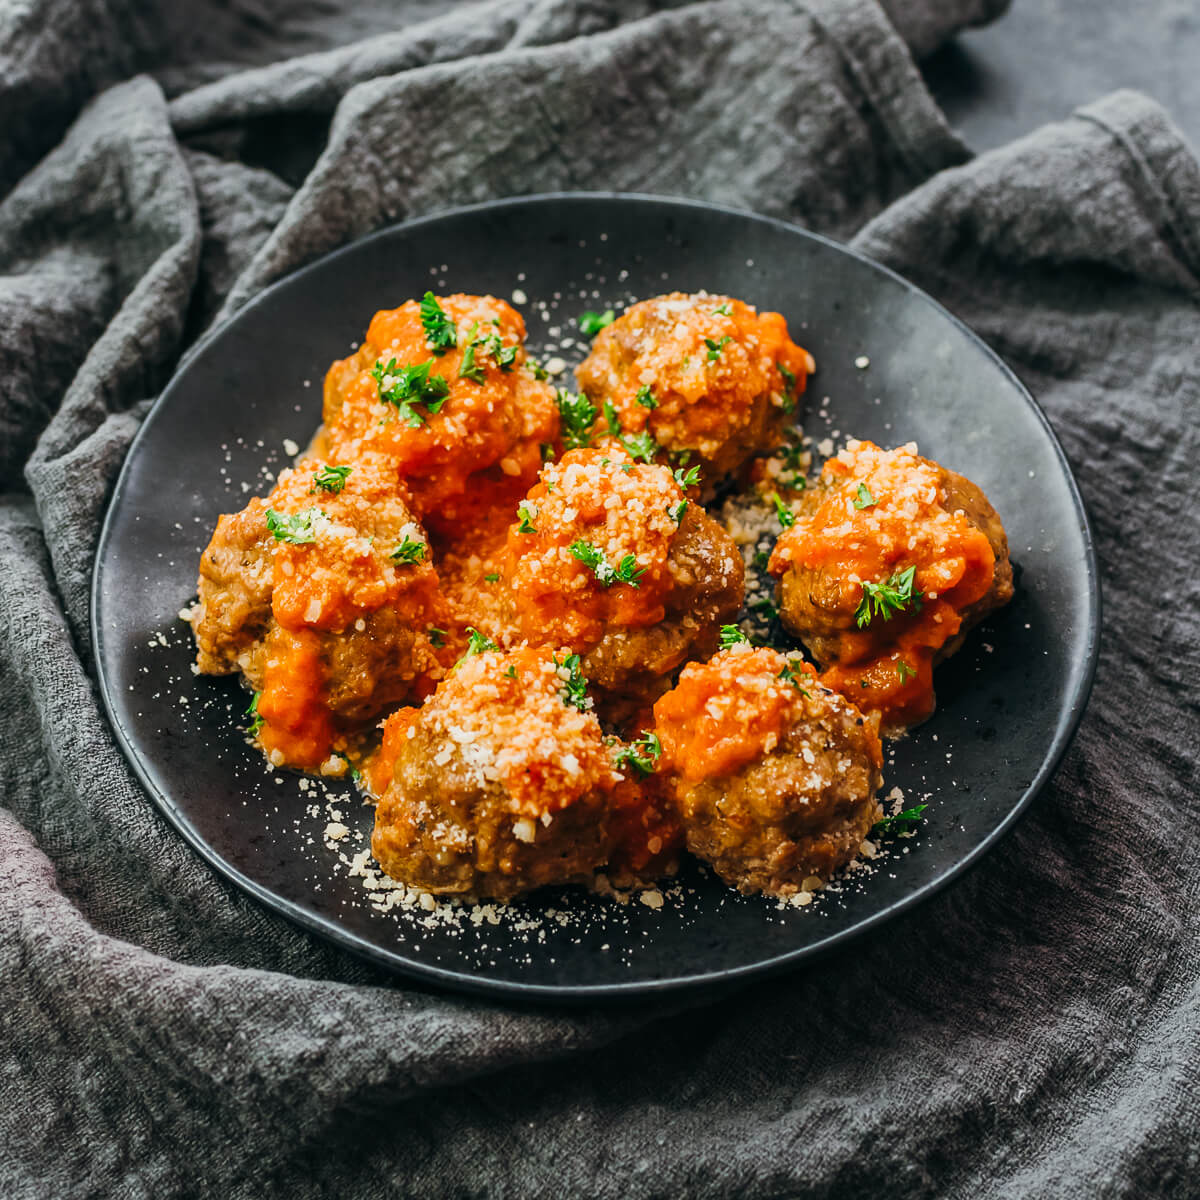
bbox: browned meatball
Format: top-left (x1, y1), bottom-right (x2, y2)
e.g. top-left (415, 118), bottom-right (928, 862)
top-left (372, 647), bottom-right (621, 900)
top-left (191, 456), bottom-right (444, 770)
top-left (575, 292), bottom-right (812, 490)
top-left (500, 446), bottom-right (743, 721)
top-left (654, 644), bottom-right (883, 896)
top-left (769, 439), bottom-right (1014, 735)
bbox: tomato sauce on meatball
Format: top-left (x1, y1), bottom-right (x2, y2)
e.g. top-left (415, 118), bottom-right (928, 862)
top-left (576, 292), bottom-right (812, 486)
top-left (371, 646), bottom-right (621, 900)
top-left (769, 440), bottom-right (1013, 734)
top-left (653, 643), bottom-right (883, 896)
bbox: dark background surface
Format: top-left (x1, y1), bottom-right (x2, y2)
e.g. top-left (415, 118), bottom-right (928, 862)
top-left (925, 0), bottom-right (1200, 152)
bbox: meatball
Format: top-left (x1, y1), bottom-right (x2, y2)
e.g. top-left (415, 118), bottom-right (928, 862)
top-left (371, 647), bottom-right (620, 900)
top-left (500, 446), bottom-right (743, 716)
top-left (653, 644), bottom-right (883, 896)
top-left (575, 292), bottom-right (812, 489)
top-left (769, 439), bottom-right (1013, 734)
top-left (192, 456), bottom-right (443, 769)
top-left (322, 293), bottom-right (558, 531)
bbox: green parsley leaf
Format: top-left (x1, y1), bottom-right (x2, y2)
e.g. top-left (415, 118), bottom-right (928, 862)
top-left (488, 336), bottom-right (519, 371)
top-left (311, 464), bottom-right (351, 493)
top-left (896, 659), bottom-right (918, 684)
top-left (461, 627), bottom-right (497, 659)
top-left (539, 442), bottom-right (555, 461)
top-left (265, 506), bottom-right (323, 544)
top-left (853, 483), bottom-right (877, 510)
top-left (753, 549), bottom-right (771, 572)
top-left (604, 399), bottom-right (621, 437)
top-left (245, 691), bottom-right (264, 736)
top-left (635, 385), bottom-right (658, 410)
top-left (673, 465), bottom-right (701, 491)
top-left (704, 335), bottom-right (732, 363)
top-left (390, 535), bottom-right (427, 564)
top-left (484, 572), bottom-right (500, 583)
top-left (613, 730), bottom-right (662, 777)
top-left (772, 493), bottom-right (796, 529)
top-left (420, 292), bottom-right (458, 355)
top-left (713, 303), bottom-right (732, 315)
top-left (872, 804), bottom-right (929, 836)
top-left (750, 595), bottom-right (778, 620)
top-left (556, 389), bottom-right (597, 450)
top-left (718, 624), bottom-right (750, 648)
top-left (778, 362), bottom-right (798, 413)
top-left (516, 503), bottom-right (537, 534)
top-left (568, 540), bottom-right (644, 588)
top-left (578, 310), bottom-right (615, 337)
top-left (372, 357), bottom-right (450, 426)
top-left (855, 566), bottom-right (922, 629)
top-left (458, 340), bottom-right (486, 384)
top-left (667, 500), bottom-right (687, 523)
top-left (428, 627), bottom-right (446, 649)
top-left (530, 360), bottom-right (550, 381)
top-left (553, 652), bottom-right (590, 711)
top-left (504, 665), bottom-right (517, 679)
top-left (620, 430), bottom-right (659, 464)
top-left (778, 661), bottom-right (811, 695)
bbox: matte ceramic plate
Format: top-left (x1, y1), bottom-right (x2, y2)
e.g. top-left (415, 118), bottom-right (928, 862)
top-left (93, 194), bottom-right (1099, 1002)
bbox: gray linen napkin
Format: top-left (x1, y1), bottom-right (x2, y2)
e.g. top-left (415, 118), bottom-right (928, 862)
top-left (3, 0), bottom-right (1198, 1195)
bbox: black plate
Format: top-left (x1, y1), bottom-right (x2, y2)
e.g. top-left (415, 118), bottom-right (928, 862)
top-left (92, 194), bottom-right (1099, 1002)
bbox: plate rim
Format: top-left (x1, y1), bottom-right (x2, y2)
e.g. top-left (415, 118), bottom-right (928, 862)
top-left (91, 191), bottom-right (1102, 1002)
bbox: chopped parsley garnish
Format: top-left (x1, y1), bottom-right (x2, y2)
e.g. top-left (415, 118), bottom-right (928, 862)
top-left (516, 503), bottom-right (538, 534)
top-left (311, 464), bottom-right (351, 493)
top-left (556, 388), bottom-right (597, 449)
top-left (245, 691), bottom-right (264, 736)
top-left (718, 624), bottom-right (750, 648)
top-left (265, 506), bottom-right (322, 544)
top-left (713, 303), bottom-right (732, 315)
top-left (604, 399), bottom-right (621, 437)
top-left (704, 335), bottom-right (732, 362)
top-left (635, 385), bottom-right (658, 410)
top-left (553, 652), bottom-right (590, 710)
top-left (667, 500), bottom-right (687, 523)
top-left (457, 340), bottom-right (486, 384)
top-left (872, 804), bottom-right (929, 836)
top-left (750, 595), bottom-right (778, 620)
top-left (530, 360), bottom-right (549, 381)
top-left (428, 627), bottom-right (446, 649)
top-left (855, 566), bottom-right (922, 629)
top-left (372, 357), bottom-right (450, 426)
top-left (613, 730), bottom-right (662, 776)
top-left (753, 549), bottom-right (771, 572)
top-left (578, 309), bottom-right (615, 337)
top-left (896, 659), bottom-right (918, 684)
top-left (390, 535), bottom-right (427, 564)
top-left (673, 465), bottom-right (701, 491)
top-left (504, 665), bottom-right (517, 679)
top-left (420, 292), bottom-right (458, 355)
top-left (853, 483), bottom-right (877, 510)
top-left (568, 540), bottom-right (645, 588)
top-left (778, 362), bottom-right (798, 413)
top-left (461, 627), bottom-right (497, 659)
top-left (487, 335), bottom-right (519, 371)
top-left (483, 572), bottom-right (500, 583)
top-left (620, 430), bottom-right (659, 463)
top-left (539, 442), bottom-right (555, 461)
top-left (778, 662), bottom-right (810, 695)
top-left (772, 493), bottom-right (796, 529)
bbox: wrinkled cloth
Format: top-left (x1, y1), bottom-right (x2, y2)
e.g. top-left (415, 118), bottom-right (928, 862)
top-left (2, 0), bottom-right (1198, 1195)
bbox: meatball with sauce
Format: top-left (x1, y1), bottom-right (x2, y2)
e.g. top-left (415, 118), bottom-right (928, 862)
top-left (575, 293), bottom-right (812, 489)
top-left (769, 440), bottom-right (1013, 735)
top-left (322, 293), bottom-right (559, 532)
top-left (653, 643), bottom-right (883, 896)
top-left (192, 456), bottom-right (443, 770)
top-left (371, 646), bottom-right (620, 901)
top-left (500, 446), bottom-right (744, 717)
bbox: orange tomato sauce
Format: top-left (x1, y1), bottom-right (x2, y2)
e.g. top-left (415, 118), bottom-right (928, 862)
top-left (654, 646), bottom-right (825, 782)
top-left (770, 440), bottom-right (995, 730)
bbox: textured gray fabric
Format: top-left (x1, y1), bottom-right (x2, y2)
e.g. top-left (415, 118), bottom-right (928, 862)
top-left (2, 0), bottom-right (1197, 1196)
